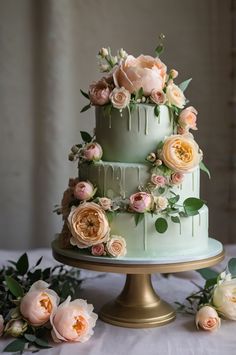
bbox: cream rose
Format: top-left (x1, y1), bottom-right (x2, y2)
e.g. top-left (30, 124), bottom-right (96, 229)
top-left (51, 296), bottom-right (97, 343)
top-left (20, 281), bottom-right (60, 326)
top-left (166, 83), bottom-right (185, 108)
top-left (113, 55), bottom-right (166, 95)
top-left (155, 196), bottom-right (168, 211)
top-left (68, 202), bottom-right (110, 248)
top-left (195, 306), bottom-right (221, 331)
top-left (98, 197), bottom-right (112, 211)
top-left (213, 276), bottom-right (236, 320)
top-left (161, 134), bottom-right (202, 173)
top-left (5, 320), bottom-right (27, 337)
top-left (179, 106), bottom-right (198, 131)
top-left (106, 235), bottom-right (127, 257)
top-left (109, 87), bottom-right (131, 109)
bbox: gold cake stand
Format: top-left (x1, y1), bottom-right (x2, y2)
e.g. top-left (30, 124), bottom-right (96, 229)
top-left (52, 238), bottom-right (224, 329)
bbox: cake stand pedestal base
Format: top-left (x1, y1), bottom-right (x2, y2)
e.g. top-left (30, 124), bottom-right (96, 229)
top-left (100, 274), bottom-right (175, 328)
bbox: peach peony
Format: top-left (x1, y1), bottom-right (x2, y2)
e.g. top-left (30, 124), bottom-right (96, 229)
top-left (195, 306), bottom-right (221, 331)
top-left (166, 83), bottom-right (185, 108)
top-left (68, 202), bottom-right (110, 248)
top-left (51, 296), bottom-right (97, 343)
top-left (129, 192), bottom-right (153, 213)
top-left (109, 87), bottom-right (131, 109)
top-left (20, 281), bottom-right (59, 327)
top-left (178, 106), bottom-right (198, 131)
top-left (113, 55), bottom-right (166, 95)
top-left (74, 181), bottom-right (96, 201)
top-left (161, 134), bottom-right (202, 173)
top-left (89, 78), bottom-right (111, 105)
top-left (106, 235), bottom-right (127, 257)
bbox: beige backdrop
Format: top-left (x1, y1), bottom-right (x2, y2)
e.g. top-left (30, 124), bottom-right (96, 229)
top-left (0, 0), bottom-right (234, 249)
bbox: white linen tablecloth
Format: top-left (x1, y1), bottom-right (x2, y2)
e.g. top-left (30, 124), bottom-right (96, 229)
top-left (0, 245), bottom-right (235, 355)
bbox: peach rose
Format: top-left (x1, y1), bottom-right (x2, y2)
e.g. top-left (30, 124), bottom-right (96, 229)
top-left (68, 202), bottom-right (110, 248)
top-left (195, 306), bottom-right (221, 331)
top-left (151, 174), bottom-right (166, 187)
top-left (179, 106), bottom-right (198, 131)
top-left (20, 281), bottom-right (59, 327)
top-left (89, 78), bottom-right (111, 105)
top-left (154, 196), bottom-right (168, 211)
top-left (0, 315), bottom-right (4, 336)
top-left (161, 134), bottom-right (202, 173)
top-left (98, 197), bottom-right (112, 211)
top-left (150, 89), bottom-right (166, 105)
top-left (74, 181), bottom-right (96, 201)
top-left (166, 83), bottom-right (185, 108)
top-left (171, 172), bottom-right (184, 185)
top-left (109, 87), bottom-right (131, 109)
top-left (106, 235), bottom-right (127, 257)
top-left (51, 296), bottom-right (97, 343)
top-left (113, 55), bottom-right (166, 95)
top-left (91, 243), bottom-right (105, 256)
top-left (129, 192), bottom-right (153, 213)
top-left (83, 142), bottom-right (103, 161)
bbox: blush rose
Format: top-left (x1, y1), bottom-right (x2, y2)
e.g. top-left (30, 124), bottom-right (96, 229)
top-left (129, 192), bottom-right (153, 213)
top-left (195, 306), bottom-right (221, 331)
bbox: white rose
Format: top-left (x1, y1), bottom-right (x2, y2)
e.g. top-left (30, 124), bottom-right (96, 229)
top-left (166, 83), bottom-right (185, 108)
top-left (213, 277), bottom-right (236, 320)
top-left (155, 196), bottom-right (168, 211)
top-left (110, 87), bottom-right (131, 109)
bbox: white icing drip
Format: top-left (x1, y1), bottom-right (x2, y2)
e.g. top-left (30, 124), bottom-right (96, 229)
top-left (192, 216), bottom-right (194, 237)
top-left (144, 214), bottom-right (147, 251)
top-left (128, 106), bottom-right (131, 131)
top-left (179, 222), bottom-right (182, 235)
top-left (137, 166), bottom-right (141, 185)
top-left (192, 172), bottom-right (195, 191)
top-left (180, 184), bottom-right (183, 190)
top-left (121, 167), bottom-right (126, 198)
top-left (158, 113), bottom-right (160, 124)
top-left (144, 107), bottom-right (148, 135)
top-left (138, 106), bottom-right (141, 132)
top-left (98, 165), bottom-right (101, 192)
top-left (109, 115), bottom-right (112, 128)
top-left (112, 166), bottom-right (115, 182)
top-left (103, 165), bottom-right (108, 196)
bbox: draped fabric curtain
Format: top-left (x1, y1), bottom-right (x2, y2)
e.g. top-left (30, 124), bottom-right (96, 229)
top-left (0, 0), bottom-right (234, 249)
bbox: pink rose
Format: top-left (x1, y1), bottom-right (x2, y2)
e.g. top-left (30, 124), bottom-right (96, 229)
top-left (129, 192), bottom-right (153, 213)
top-left (178, 106), bottom-right (198, 131)
top-left (171, 172), bottom-right (184, 185)
top-left (195, 306), bottom-right (221, 331)
top-left (166, 83), bottom-right (185, 108)
top-left (150, 89), bottom-right (166, 105)
top-left (74, 181), bottom-right (96, 201)
top-left (51, 296), bottom-right (97, 343)
top-left (109, 87), bottom-right (131, 109)
top-left (113, 55), bottom-right (166, 95)
top-left (98, 197), bottom-right (112, 210)
top-left (91, 243), bottom-right (105, 256)
top-left (106, 235), bottom-right (127, 257)
top-left (83, 142), bottom-right (103, 161)
top-left (20, 281), bottom-right (59, 326)
top-left (89, 78), bottom-right (111, 105)
top-left (0, 315), bottom-right (4, 336)
top-left (151, 174), bottom-right (166, 187)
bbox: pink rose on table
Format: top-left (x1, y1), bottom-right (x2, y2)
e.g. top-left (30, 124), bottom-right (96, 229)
top-left (113, 55), bottom-right (166, 95)
top-left (98, 197), bottom-right (112, 210)
top-left (51, 296), bottom-right (97, 343)
top-left (195, 306), bottom-right (221, 331)
top-left (106, 235), bottom-right (127, 257)
top-left (150, 89), bottom-right (166, 105)
top-left (20, 281), bottom-right (59, 326)
top-left (91, 243), bottom-right (105, 256)
top-left (178, 106), bottom-right (198, 131)
top-left (110, 87), bottom-right (131, 109)
top-left (129, 192), bottom-right (153, 213)
top-left (68, 202), bottom-right (110, 248)
top-left (83, 142), bottom-right (103, 161)
top-left (151, 174), bottom-right (166, 187)
top-left (166, 83), bottom-right (185, 108)
top-left (171, 172), bottom-right (184, 185)
top-left (74, 181), bottom-right (96, 201)
top-left (161, 134), bottom-right (202, 173)
top-left (0, 315), bottom-right (4, 336)
top-left (89, 78), bottom-right (111, 105)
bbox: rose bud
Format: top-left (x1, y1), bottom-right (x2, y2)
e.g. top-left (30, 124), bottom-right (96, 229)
top-left (195, 306), bottom-right (221, 331)
top-left (83, 142), bottom-right (103, 161)
top-left (71, 145), bottom-right (80, 154)
top-left (74, 181), bottom-right (96, 201)
top-left (169, 69), bottom-right (178, 79)
top-left (154, 159), bottom-right (163, 167)
top-left (5, 320), bottom-right (27, 337)
top-left (91, 243), bottom-right (105, 256)
top-left (146, 152), bottom-right (156, 163)
top-left (118, 48), bottom-right (128, 59)
top-left (68, 152), bottom-right (76, 161)
top-left (0, 315), bottom-right (4, 336)
top-left (213, 274), bottom-right (236, 320)
top-left (51, 296), bottom-right (98, 343)
top-left (20, 280), bottom-right (59, 326)
top-left (98, 47), bottom-right (109, 58)
top-left (129, 192), bottom-right (153, 213)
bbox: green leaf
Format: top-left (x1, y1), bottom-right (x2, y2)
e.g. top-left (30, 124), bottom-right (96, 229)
top-left (34, 256), bottom-right (43, 268)
top-left (16, 253), bottom-right (29, 275)
top-left (200, 161), bottom-right (211, 179)
top-left (24, 334), bottom-right (36, 342)
top-left (35, 338), bottom-right (51, 349)
top-left (106, 211), bottom-right (114, 224)
top-left (183, 198), bottom-right (204, 216)
top-left (178, 78), bottom-right (192, 92)
top-left (134, 213), bottom-right (144, 226)
top-left (5, 276), bottom-right (24, 298)
top-left (154, 105), bottom-right (160, 118)
top-left (80, 131), bottom-right (92, 143)
top-left (155, 218), bottom-right (168, 233)
top-left (80, 103), bottom-right (91, 113)
top-left (205, 278), bottom-right (218, 288)
top-left (135, 87), bottom-right (144, 100)
top-left (228, 258), bottom-right (236, 277)
top-left (155, 44), bottom-right (164, 57)
top-left (171, 216), bottom-right (180, 224)
top-left (158, 187), bottom-right (165, 195)
top-left (3, 339), bottom-right (26, 352)
top-left (197, 268), bottom-right (218, 280)
top-left (168, 195), bottom-right (180, 205)
top-left (156, 141), bottom-right (164, 150)
top-left (80, 89), bottom-right (90, 100)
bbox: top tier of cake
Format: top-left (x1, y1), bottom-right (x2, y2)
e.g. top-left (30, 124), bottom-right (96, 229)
top-left (95, 104), bottom-right (173, 163)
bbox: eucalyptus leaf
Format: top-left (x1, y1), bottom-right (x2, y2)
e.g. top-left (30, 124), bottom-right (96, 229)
top-left (24, 334), bottom-right (36, 342)
top-left (3, 339), bottom-right (27, 352)
top-left (34, 256), bottom-right (43, 268)
top-left (178, 78), bottom-right (192, 92)
top-left (80, 89), bottom-right (90, 100)
top-left (199, 161), bottom-right (211, 179)
top-left (155, 217), bottom-right (168, 233)
top-left (154, 105), bottom-right (160, 118)
top-left (16, 253), bottom-right (29, 275)
top-left (183, 198), bottom-right (204, 216)
top-left (80, 131), bottom-right (92, 143)
top-left (168, 195), bottom-right (180, 205)
top-left (197, 268), bottom-right (218, 280)
top-left (5, 276), bottom-right (24, 298)
top-left (35, 338), bottom-right (52, 349)
top-left (134, 213), bottom-right (144, 226)
top-left (135, 87), bottom-right (144, 100)
top-left (171, 216), bottom-right (180, 224)
top-left (228, 258), bottom-right (236, 277)
top-left (80, 104), bottom-right (91, 113)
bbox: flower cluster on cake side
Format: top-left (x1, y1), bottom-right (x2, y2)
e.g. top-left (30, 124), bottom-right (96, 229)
top-left (55, 38), bottom-right (210, 258)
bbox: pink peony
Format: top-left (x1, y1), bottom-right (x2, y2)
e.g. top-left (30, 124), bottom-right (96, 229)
top-left (113, 55), bottom-right (166, 96)
top-left (151, 174), bottom-right (166, 187)
top-left (91, 243), bottom-right (105, 256)
top-left (178, 106), bottom-right (198, 131)
top-left (171, 172), bottom-right (184, 185)
top-left (74, 181), bottom-right (96, 201)
top-left (129, 192), bottom-right (153, 213)
top-left (150, 89), bottom-right (166, 105)
top-left (109, 87), bottom-right (131, 109)
top-left (89, 78), bottom-right (111, 105)
top-left (83, 142), bottom-right (103, 161)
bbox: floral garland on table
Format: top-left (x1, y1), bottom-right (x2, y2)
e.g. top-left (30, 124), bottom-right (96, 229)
top-left (176, 258), bottom-right (236, 332)
top-left (0, 253), bottom-right (97, 353)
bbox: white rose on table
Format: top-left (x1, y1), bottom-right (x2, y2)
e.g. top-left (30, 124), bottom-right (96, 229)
top-left (213, 274), bottom-right (236, 320)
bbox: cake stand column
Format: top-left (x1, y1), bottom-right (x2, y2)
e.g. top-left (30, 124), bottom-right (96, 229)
top-left (99, 273), bottom-right (176, 328)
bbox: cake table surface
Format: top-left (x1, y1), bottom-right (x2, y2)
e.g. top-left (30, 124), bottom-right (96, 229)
top-left (0, 245), bottom-right (235, 355)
